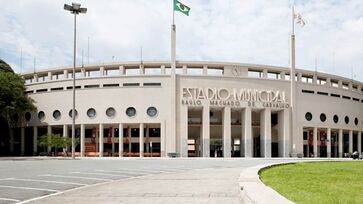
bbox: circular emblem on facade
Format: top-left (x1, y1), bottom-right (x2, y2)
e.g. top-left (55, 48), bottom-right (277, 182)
top-left (305, 112), bottom-right (312, 121)
top-left (68, 109), bottom-right (78, 118)
top-left (126, 107), bottom-right (136, 117)
top-left (320, 113), bottom-right (326, 122)
top-left (106, 107), bottom-right (116, 118)
top-left (38, 111), bottom-right (45, 121)
top-left (333, 115), bottom-right (339, 124)
top-left (147, 107), bottom-right (158, 117)
top-left (87, 108), bottom-right (96, 118)
top-left (25, 112), bottom-right (31, 121)
top-left (344, 116), bottom-right (349, 124)
top-left (53, 110), bottom-right (61, 120)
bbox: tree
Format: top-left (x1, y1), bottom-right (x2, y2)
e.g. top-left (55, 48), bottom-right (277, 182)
top-left (38, 134), bottom-right (73, 156)
top-left (0, 59), bottom-right (36, 155)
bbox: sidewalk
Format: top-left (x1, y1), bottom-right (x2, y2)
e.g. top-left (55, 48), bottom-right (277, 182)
top-left (25, 167), bottom-right (244, 204)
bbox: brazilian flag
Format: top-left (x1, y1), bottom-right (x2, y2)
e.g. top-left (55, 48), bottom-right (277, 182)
top-left (174, 0), bottom-right (190, 16)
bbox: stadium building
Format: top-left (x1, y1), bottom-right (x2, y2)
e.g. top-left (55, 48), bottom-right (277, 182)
top-left (9, 61), bottom-right (363, 158)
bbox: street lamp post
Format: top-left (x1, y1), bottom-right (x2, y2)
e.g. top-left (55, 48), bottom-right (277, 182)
top-left (64, 3), bottom-right (87, 159)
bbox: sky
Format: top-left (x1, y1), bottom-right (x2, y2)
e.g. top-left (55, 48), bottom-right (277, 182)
top-left (0, 0), bottom-right (362, 81)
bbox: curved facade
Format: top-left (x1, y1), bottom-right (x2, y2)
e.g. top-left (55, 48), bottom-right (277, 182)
top-left (11, 61), bottom-right (363, 158)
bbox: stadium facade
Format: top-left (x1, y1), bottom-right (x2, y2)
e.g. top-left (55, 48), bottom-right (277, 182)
top-left (10, 61), bottom-right (363, 158)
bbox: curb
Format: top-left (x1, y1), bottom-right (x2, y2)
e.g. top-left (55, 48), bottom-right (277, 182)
top-left (238, 162), bottom-right (295, 204)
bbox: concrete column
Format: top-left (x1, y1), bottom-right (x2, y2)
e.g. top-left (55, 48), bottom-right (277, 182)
top-left (47, 72), bottom-right (52, 81)
top-left (202, 106), bottom-right (210, 157)
top-left (358, 131), bottom-right (362, 153)
top-left (338, 80), bottom-right (342, 88)
top-left (348, 82), bottom-right (353, 90)
top-left (145, 126), bottom-right (149, 153)
top-left (139, 64), bottom-right (144, 75)
top-left (349, 130), bottom-right (353, 154)
top-left (119, 66), bottom-right (125, 75)
top-left (223, 107), bottom-right (231, 158)
top-left (338, 129), bottom-right (343, 157)
top-left (326, 78), bottom-right (331, 86)
top-left (47, 125), bottom-right (52, 153)
top-left (99, 124), bottom-right (104, 157)
top-left (182, 65), bottom-right (187, 75)
top-left (260, 108), bottom-right (271, 158)
top-left (203, 65), bottom-right (208, 75)
top-left (80, 124), bottom-right (85, 157)
top-left (111, 127), bottom-right (115, 156)
top-left (262, 69), bottom-right (268, 78)
top-left (128, 127), bottom-right (131, 155)
top-left (100, 67), bottom-right (104, 76)
top-left (277, 109), bottom-right (290, 157)
top-left (313, 75), bottom-right (317, 84)
top-left (327, 128), bottom-right (331, 158)
top-left (119, 123), bottom-right (123, 157)
top-left (313, 127), bottom-right (318, 158)
top-left (81, 68), bottom-right (86, 77)
top-left (64, 70), bottom-right (68, 79)
top-left (33, 126), bottom-right (38, 155)
top-left (161, 65), bottom-right (166, 75)
top-left (243, 107), bottom-right (253, 157)
top-left (63, 125), bottom-right (68, 153)
top-left (297, 73), bottom-right (302, 82)
top-left (280, 71), bottom-right (285, 80)
top-left (161, 120), bottom-right (166, 157)
top-left (20, 127), bottom-right (25, 156)
top-left (180, 105), bottom-right (188, 157)
top-left (139, 123), bottom-right (144, 157)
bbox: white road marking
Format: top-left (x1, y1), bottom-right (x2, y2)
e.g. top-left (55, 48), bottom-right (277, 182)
top-left (5, 178), bottom-right (87, 186)
top-left (0, 197), bottom-right (20, 202)
top-left (0, 185), bottom-right (59, 192)
top-left (38, 174), bottom-right (111, 181)
top-left (69, 172), bottom-right (130, 177)
top-left (94, 169), bottom-right (149, 175)
top-left (117, 168), bottom-right (167, 173)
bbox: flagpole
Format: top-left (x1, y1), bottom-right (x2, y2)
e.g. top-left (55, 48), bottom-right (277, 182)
top-left (169, 0), bottom-right (177, 157)
top-left (290, 4), bottom-right (297, 157)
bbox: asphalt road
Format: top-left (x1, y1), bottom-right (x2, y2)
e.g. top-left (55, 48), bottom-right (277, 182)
top-left (0, 157), bottom-right (301, 204)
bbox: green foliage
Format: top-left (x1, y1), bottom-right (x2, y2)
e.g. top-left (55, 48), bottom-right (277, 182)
top-left (0, 59), bottom-right (13, 73)
top-left (260, 162), bottom-right (363, 204)
top-left (38, 134), bottom-right (79, 156)
top-left (0, 59), bottom-right (36, 127)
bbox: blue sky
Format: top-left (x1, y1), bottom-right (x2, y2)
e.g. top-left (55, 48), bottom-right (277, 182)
top-left (0, 0), bottom-right (362, 81)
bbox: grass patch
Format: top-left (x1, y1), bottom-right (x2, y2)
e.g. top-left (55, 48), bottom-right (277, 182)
top-left (259, 161), bottom-right (363, 204)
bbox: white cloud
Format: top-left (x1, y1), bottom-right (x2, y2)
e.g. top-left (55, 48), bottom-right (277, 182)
top-left (0, 0), bottom-right (362, 81)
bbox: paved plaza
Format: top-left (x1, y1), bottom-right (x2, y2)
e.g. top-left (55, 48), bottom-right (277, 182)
top-left (0, 157), bottom-right (343, 204)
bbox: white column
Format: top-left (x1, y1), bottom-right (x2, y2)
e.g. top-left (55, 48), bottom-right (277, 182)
top-left (119, 123), bottom-right (123, 157)
top-left (262, 69), bottom-right (268, 78)
top-left (20, 127), bottom-right (25, 156)
top-left (339, 129), bottom-right (343, 157)
top-left (223, 107), bottom-right (231, 158)
top-left (47, 126), bottom-right (52, 153)
top-left (278, 109), bottom-right (290, 157)
top-left (161, 120), bottom-right (166, 157)
top-left (139, 123), bottom-right (144, 157)
top-left (119, 66), bottom-right (125, 75)
top-left (63, 70), bottom-right (68, 79)
top-left (111, 127), bottom-right (115, 156)
top-left (260, 108), bottom-right (271, 158)
top-left (243, 107), bottom-right (253, 157)
top-left (63, 125), bottom-right (68, 153)
top-left (128, 127), bottom-right (131, 155)
top-left (349, 130), bottom-right (353, 154)
top-left (327, 128), bottom-right (331, 158)
top-left (313, 127), bottom-right (318, 158)
top-left (139, 64), bottom-right (144, 75)
top-left (358, 131), bottom-right (362, 153)
top-left (203, 65), bottom-right (208, 75)
top-left (202, 106), bottom-right (210, 157)
top-left (182, 65), bottom-right (187, 75)
top-left (100, 67), bottom-right (104, 76)
top-left (180, 105), bottom-right (188, 157)
top-left (33, 127), bottom-right (38, 155)
top-left (161, 65), bottom-right (166, 74)
top-left (80, 124), bottom-right (85, 157)
top-left (99, 124), bottom-right (104, 157)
